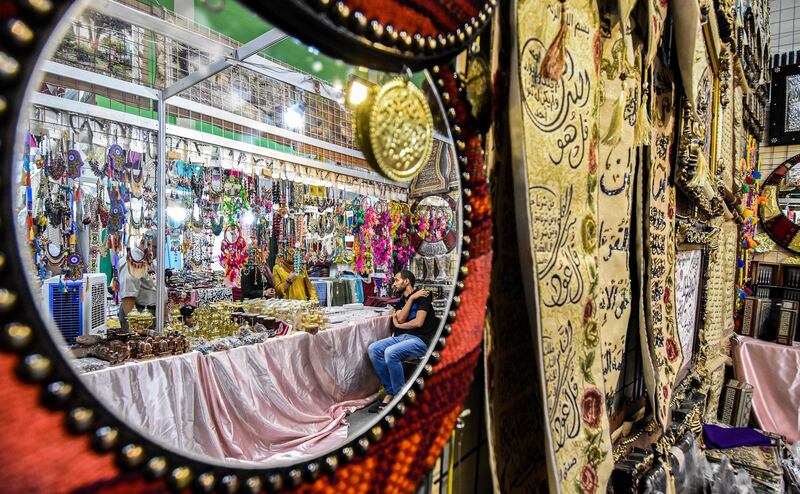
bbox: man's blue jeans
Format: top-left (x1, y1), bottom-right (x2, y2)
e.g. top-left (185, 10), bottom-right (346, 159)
top-left (368, 334), bottom-right (428, 396)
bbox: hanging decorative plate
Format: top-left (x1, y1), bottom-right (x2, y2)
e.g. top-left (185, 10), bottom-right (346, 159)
top-left (356, 77), bottom-right (434, 182)
top-left (63, 253), bottom-right (86, 281)
top-left (65, 149), bottom-right (83, 179)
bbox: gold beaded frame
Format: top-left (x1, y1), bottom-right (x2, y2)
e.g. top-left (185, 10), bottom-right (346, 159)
top-left (0, 0), bottom-right (486, 490)
top-left (254, 0), bottom-right (497, 72)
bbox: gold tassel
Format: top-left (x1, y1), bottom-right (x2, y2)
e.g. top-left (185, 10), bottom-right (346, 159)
top-left (634, 84), bottom-right (652, 146)
top-left (540, 0), bottom-right (567, 81)
top-left (602, 81), bottom-right (626, 146)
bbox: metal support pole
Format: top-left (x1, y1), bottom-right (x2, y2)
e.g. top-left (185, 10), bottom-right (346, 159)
top-left (155, 93), bottom-right (167, 332)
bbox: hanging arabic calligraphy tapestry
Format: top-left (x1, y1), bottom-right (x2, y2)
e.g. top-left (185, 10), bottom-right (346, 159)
top-left (596, 13), bottom-right (637, 411)
top-left (513, 0), bottom-right (615, 491)
top-left (700, 221), bottom-right (739, 420)
top-left (640, 56), bottom-right (683, 429)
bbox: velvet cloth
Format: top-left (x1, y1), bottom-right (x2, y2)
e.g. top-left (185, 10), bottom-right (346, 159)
top-left (733, 336), bottom-right (800, 444)
top-left (81, 314), bottom-right (392, 465)
top-left (702, 424), bottom-right (771, 449)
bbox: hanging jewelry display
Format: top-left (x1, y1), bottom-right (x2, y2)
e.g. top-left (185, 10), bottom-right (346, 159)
top-left (209, 166), bottom-right (223, 200)
top-left (128, 198), bottom-right (144, 234)
top-left (66, 149), bottom-right (83, 179)
top-left (47, 150), bottom-right (66, 180)
top-left (209, 211), bottom-right (223, 236)
top-left (63, 253), bottom-right (86, 281)
top-left (127, 151), bottom-right (145, 198)
top-left (44, 223), bottom-right (67, 270)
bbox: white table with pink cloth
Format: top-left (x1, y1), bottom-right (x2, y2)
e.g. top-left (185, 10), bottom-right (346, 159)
top-left (80, 308), bottom-right (392, 465)
top-left (733, 335), bottom-right (800, 444)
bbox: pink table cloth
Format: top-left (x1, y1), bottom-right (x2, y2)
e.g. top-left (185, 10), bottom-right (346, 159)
top-left (733, 336), bottom-right (800, 444)
top-left (81, 313), bottom-right (392, 465)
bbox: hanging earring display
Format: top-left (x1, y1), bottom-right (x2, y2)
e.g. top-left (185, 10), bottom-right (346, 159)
top-left (354, 76), bottom-right (434, 182)
top-left (64, 253), bottom-right (86, 281)
top-left (66, 149), bottom-right (83, 179)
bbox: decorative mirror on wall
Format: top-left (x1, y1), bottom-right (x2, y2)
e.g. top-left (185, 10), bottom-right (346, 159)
top-left (759, 154), bottom-right (800, 254)
top-left (0, 0), bottom-right (494, 491)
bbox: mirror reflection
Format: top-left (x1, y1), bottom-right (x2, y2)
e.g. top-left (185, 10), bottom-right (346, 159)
top-left (777, 164), bottom-right (800, 223)
top-left (15, 0), bottom-right (459, 466)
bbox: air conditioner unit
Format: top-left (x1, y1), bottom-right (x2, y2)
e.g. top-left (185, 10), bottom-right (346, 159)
top-left (42, 273), bottom-right (108, 345)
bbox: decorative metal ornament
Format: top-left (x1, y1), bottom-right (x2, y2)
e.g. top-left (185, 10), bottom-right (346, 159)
top-left (66, 149), bottom-right (83, 179)
top-left (464, 54), bottom-right (491, 124)
top-left (358, 77), bottom-right (434, 182)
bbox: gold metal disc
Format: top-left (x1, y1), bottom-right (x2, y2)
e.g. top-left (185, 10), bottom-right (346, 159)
top-left (465, 55), bottom-right (491, 122)
top-left (367, 78), bottom-right (434, 182)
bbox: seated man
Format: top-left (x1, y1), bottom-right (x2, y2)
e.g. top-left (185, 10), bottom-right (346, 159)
top-left (367, 270), bottom-right (438, 412)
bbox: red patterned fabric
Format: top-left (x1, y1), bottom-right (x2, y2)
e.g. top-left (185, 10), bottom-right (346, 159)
top-left (341, 0), bottom-right (484, 37)
top-left (0, 70), bottom-right (492, 493)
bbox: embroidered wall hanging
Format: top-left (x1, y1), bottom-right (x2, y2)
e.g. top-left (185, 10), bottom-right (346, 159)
top-left (596, 14), bottom-right (637, 409)
top-left (640, 56), bottom-right (684, 429)
top-left (700, 221), bottom-right (738, 419)
top-left (513, 0), bottom-right (615, 491)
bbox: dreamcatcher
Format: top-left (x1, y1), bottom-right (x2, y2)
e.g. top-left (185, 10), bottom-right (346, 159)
top-left (219, 225), bottom-right (248, 285)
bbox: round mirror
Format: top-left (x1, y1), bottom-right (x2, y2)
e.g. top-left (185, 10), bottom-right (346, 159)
top-left (777, 164), bottom-right (800, 223)
top-left (12, 0), bottom-right (462, 469)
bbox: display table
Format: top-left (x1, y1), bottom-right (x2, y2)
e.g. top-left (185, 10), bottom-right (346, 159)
top-left (732, 336), bottom-right (800, 444)
top-left (81, 311), bottom-right (392, 465)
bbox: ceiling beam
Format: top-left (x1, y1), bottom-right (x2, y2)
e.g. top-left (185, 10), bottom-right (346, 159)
top-left (162, 29), bottom-right (288, 100)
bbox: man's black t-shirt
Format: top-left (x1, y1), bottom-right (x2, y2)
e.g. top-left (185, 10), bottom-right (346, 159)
top-left (392, 291), bottom-right (439, 345)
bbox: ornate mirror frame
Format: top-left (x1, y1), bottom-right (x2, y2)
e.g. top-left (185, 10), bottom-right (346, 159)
top-left (758, 154), bottom-right (800, 254)
top-left (0, 0), bottom-right (493, 491)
